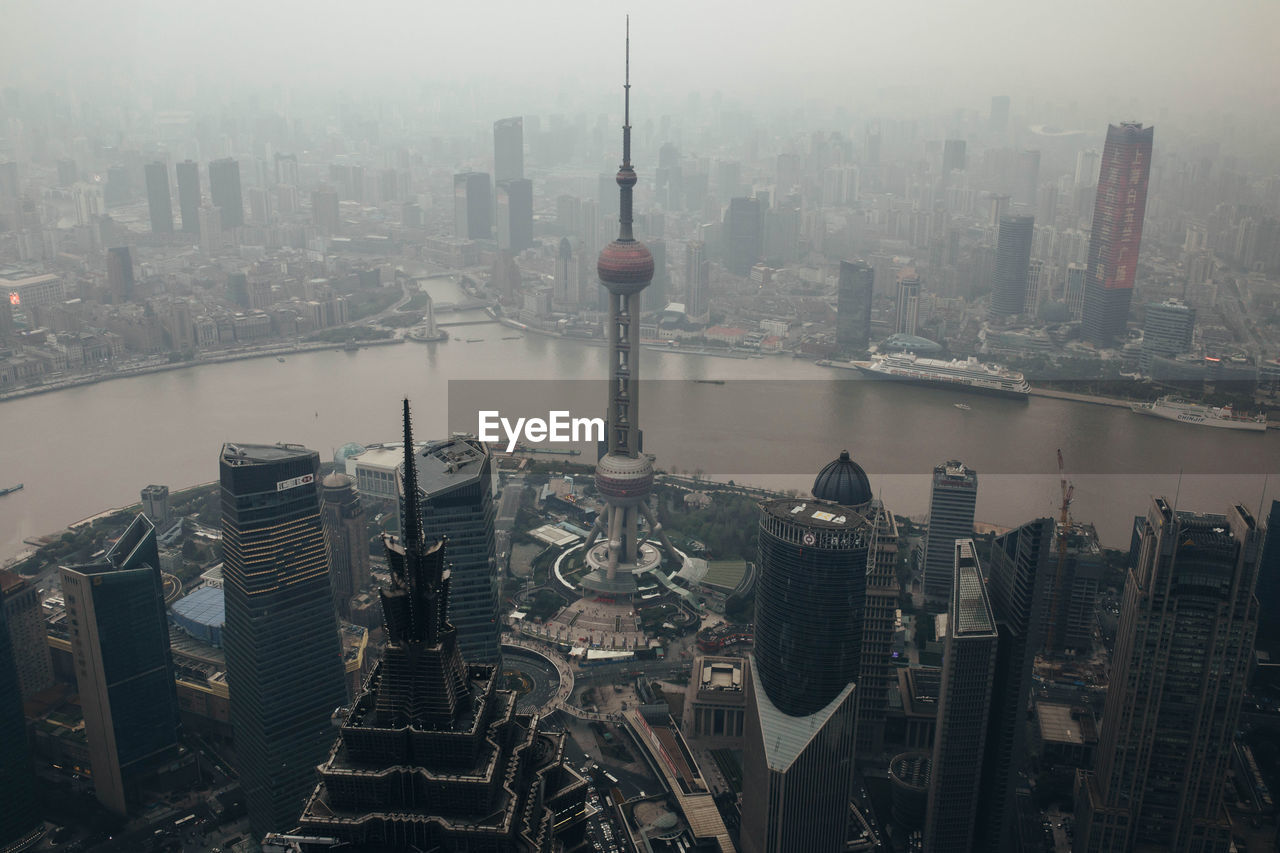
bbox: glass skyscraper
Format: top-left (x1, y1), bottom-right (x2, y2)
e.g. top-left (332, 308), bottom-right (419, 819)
top-left (408, 437), bottom-right (500, 666)
top-left (220, 443), bottom-right (348, 840)
top-left (60, 513), bottom-right (182, 816)
top-left (0, 576), bottom-right (40, 852)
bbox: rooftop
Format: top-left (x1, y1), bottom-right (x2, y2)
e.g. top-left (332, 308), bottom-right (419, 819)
top-left (760, 498), bottom-right (872, 532)
top-left (171, 585), bottom-right (226, 629)
top-left (221, 442), bottom-right (314, 465)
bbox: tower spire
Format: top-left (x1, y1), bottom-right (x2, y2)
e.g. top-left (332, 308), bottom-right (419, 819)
top-left (401, 398), bottom-right (422, 555)
top-left (615, 16), bottom-right (636, 241)
top-left (623, 15), bottom-right (631, 169)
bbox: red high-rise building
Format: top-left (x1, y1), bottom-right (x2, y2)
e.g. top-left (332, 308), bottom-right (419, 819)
top-left (1082, 122), bottom-right (1153, 345)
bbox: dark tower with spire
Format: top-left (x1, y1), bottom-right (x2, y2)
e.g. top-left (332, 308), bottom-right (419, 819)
top-left (290, 400), bottom-right (589, 852)
top-left (580, 19), bottom-right (683, 597)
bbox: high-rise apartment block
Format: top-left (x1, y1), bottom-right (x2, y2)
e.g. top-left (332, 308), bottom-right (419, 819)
top-left (990, 214), bottom-right (1035, 317)
top-left (144, 161), bottom-right (173, 234)
top-left (1082, 122), bottom-right (1154, 346)
top-left (895, 269), bottom-right (921, 336)
top-left (942, 139), bottom-right (967, 175)
top-left (311, 188), bottom-right (340, 237)
top-left (1076, 499), bottom-right (1261, 851)
top-left (60, 514), bottom-right (183, 815)
top-left (220, 443), bottom-right (348, 839)
top-left (685, 240), bottom-right (709, 320)
top-left (208, 158), bottom-right (245, 229)
top-left (836, 259), bottom-right (874, 355)
top-left (923, 460), bottom-right (978, 607)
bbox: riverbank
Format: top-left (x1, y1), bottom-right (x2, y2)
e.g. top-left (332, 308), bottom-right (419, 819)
top-left (0, 337), bottom-right (405, 404)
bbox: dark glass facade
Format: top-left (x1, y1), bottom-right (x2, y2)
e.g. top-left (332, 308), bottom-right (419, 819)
top-left (990, 214), bottom-right (1034, 317)
top-left (61, 513), bottom-right (181, 815)
top-left (1076, 499), bottom-right (1260, 851)
top-left (0, 581), bottom-right (40, 851)
top-left (208, 158), bottom-right (244, 229)
top-left (836, 259), bottom-right (874, 355)
top-left (220, 443), bottom-right (348, 840)
top-left (144, 161), bottom-right (173, 234)
top-left (753, 499), bottom-right (870, 717)
top-left (410, 438), bottom-right (500, 666)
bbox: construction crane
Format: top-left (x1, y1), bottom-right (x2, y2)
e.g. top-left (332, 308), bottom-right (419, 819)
top-left (1046, 449), bottom-right (1074, 654)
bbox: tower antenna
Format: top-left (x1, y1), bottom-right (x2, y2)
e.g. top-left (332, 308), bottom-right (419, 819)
top-left (401, 398), bottom-right (422, 555)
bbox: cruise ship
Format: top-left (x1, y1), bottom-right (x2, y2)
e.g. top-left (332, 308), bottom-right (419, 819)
top-left (1130, 396), bottom-right (1267, 432)
top-left (827, 353), bottom-right (1032, 399)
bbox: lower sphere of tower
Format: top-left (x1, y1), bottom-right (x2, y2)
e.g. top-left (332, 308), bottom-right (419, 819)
top-left (598, 240), bottom-right (654, 293)
top-left (595, 453), bottom-right (654, 505)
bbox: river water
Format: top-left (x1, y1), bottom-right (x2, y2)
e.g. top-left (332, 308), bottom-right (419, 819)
top-left (1, 276), bottom-right (1276, 555)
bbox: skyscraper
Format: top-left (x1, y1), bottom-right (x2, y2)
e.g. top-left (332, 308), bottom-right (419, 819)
top-left (923, 460), bottom-right (978, 607)
top-left (836, 258), bottom-right (874, 355)
top-left (0, 579), bottom-right (40, 853)
top-left (176, 160), bottom-right (201, 233)
top-left (208, 158), bottom-right (245, 229)
top-left (1076, 499), bottom-right (1260, 851)
top-left (554, 236), bottom-right (573, 308)
top-left (453, 171), bottom-right (492, 241)
top-left (408, 437), bottom-right (500, 666)
top-left (199, 205), bottom-right (222, 256)
top-left (1256, 500), bottom-right (1280, 654)
top-left (60, 514), bottom-right (182, 815)
top-left (577, 25), bottom-right (684, 601)
top-left (724, 196), bottom-right (762, 275)
top-left (1081, 122), bottom-right (1154, 346)
top-left (942, 139), bottom-right (967, 175)
top-left (924, 540), bottom-right (998, 853)
top-left (144, 161), bottom-right (173, 234)
top-left (320, 473), bottom-right (370, 619)
top-left (742, 491), bottom-right (871, 853)
top-left (976, 517), bottom-right (1054, 852)
top-left (990, 214), bottom-right (1035, 317)
top-left (811, 451), bottom-right (900, 761)
top-left (684, 240), bottom-right (709, 320)
top-left (220, 442), bottom-right (348, 840)
top-left (895, 269), bottom-right (921, 336)
top-left (494, 116), bottom-right (524, 183)
top-left (496, 177), bottom-right (533, 252)
top-left (0, 569), bottom-right (53, 699)
top-left (1140, 299), bottom-right (1196, 374)
top-left (106, 246), bottom-right (135, 303)
top-left (290, 402), bottom-right (589, 851)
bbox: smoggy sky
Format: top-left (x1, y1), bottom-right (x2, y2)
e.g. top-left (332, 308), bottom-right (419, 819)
top-left (3, 0), bottom-right (1278, 123)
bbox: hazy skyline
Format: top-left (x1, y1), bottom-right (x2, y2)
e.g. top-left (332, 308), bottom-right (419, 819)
top-left (4, 0), bottom-right (1278, 124)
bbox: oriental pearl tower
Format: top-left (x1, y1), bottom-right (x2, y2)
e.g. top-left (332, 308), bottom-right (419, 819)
top-left (579, 20), bottom-right (683, 598)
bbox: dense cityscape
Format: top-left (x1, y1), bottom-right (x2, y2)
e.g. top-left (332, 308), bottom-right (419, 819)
top-left (2, 4), bottom-right (1280, 853)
